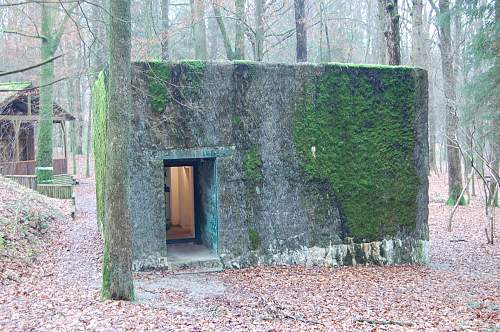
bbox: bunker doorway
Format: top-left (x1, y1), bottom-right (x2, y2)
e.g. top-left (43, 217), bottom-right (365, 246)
top-left (163, 158), bottom-right (218, 252)
top-left (165, 166), bottom-right (195, 240)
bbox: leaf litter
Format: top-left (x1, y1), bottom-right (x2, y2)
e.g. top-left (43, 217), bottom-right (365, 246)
top-left (0, 173), bottom-right (498, 331)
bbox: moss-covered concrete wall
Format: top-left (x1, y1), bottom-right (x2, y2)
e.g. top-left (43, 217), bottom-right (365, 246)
top-left (94, 61), bottom-right (429, 269)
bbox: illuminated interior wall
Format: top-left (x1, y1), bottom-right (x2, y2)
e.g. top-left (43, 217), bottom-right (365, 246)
top-left (169, 166), bottom-right (194, 236)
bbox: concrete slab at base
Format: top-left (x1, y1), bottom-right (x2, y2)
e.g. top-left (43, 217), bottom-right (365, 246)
top-left (167, 243), bottom-right (223, 273)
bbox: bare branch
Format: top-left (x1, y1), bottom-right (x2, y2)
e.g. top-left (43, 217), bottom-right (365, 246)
top-left (0, 29), bottom-right (47, 40)
top-left (0, 54), bottom-right (63, 77)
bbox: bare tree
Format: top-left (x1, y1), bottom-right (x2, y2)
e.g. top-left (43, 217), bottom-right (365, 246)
top-left (411, 0), bottom-right (424, 67)
top-left (254, 0), bottom-right (264, 61)
top-left (376, 0), bottom-right (387, 64)
top-left (379, 0), bottom-right (401, 65)
top-left (191, 0), bottom-right (208, 59)
top-left (161, 0), bottom-right (170, 61)
top-left (234, 0), bottom-right (245, 59)
top-left (211, 0), bottom-right (246, 60)
top-left (429, 0), bottom-right (464, 204)
top-left (294, 0), bottom-right (307, 62)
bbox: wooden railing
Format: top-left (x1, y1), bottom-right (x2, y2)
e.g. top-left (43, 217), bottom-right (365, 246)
top-left (0, 158), bottom-right (68, 176)
top-left (3, 173), bottom-right (74, 200)
top-left (4, 175), bottom-right (37, 190)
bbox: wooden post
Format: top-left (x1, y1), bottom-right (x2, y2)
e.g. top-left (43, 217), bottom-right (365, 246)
top-left (61, 121), bottom-right (68, 173)
top-left (27, 94), bottom-right (32, 116)
top-left (13, 120), bottom-right (21, 162)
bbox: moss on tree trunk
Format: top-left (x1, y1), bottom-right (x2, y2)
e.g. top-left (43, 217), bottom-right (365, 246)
top-left (101, 0), bottom-right (134, 301)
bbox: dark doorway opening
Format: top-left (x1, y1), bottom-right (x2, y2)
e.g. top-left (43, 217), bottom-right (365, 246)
top-left (163, 158), bottom-right (218, 252)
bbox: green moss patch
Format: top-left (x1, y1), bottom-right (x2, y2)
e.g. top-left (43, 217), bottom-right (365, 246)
top-left (446, 194), bottom-right (467, 206)
top-left (180, 60), bottom-right (205, 84)
top-left (293, 66), bottom-right (420, 242)
top-left (91, 71), bottom-right (107, 231)
top-left (243, 147), bottom-right (263, 184)
top-left (248, 227), bottom-right (261, 250)
top-left (146, 62), bottom-right (171, 113)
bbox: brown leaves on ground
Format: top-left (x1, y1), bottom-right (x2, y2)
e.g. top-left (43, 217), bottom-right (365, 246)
top-left (0, 176), bottom-right (68, 285)
top-left (0, 173), bottom-right (498, 331)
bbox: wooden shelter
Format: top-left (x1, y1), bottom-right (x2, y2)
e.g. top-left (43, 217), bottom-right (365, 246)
top-left (0, 82), bottom-right (75, 176)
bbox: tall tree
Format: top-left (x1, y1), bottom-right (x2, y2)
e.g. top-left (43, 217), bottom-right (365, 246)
top-left (319, 0), bottom-right (332, 62)
top-left (294, 0), bottom-right (308, 62)
top-left (101, 0), bottom-right (134, 301)
top-left (423, 5), bottom-right (438, 173)
top-left (491, 0), bottom-right (500, 206)
top-left (192, 0), bottom-right (208, 59)
top-left (494, 0), bottom-right (500, 187)
top-left (376, 0), bottom-right (387, 64)
top-left (234, 0), bottom-right (246, 59)
top-left (36, 4), bottom-right (75, 182)
top-left (161, 0), bottom-right (170, 61)
top-left (254, 0), bottom-right (264, 61)
top-left (411, 0), bottom-right (424, 67)
top-left (87, 0), bottom-right (107, 178)
top-left (412, 0), bottom-right (437, 172)
top-left (211, 0), bottom-right (246, 60)
top-left (430, 0), bottom-right (464, 204)
top-left (379, 0), bottom-right (401, 65)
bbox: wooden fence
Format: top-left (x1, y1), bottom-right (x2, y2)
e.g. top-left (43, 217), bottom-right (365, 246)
top-left (3, 174), bottom-right (73, 200)
top-left (2, 173), bottom-right (75, 219)
top-left (4, 175), bottom-right (37, 190)
top-left (0, 158), bottom-right (68, 176)
top-left (37, 184), bottom-right (73, 199)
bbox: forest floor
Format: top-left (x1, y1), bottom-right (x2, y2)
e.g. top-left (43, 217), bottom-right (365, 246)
top-left (0, 173), bottom-right (499, 331)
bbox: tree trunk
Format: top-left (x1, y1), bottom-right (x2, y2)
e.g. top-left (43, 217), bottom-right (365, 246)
top-left (36, 4), bottom-right (56, 183)
top-left (411, 0), bottom-right (424, 67)
top-left (234, 0), bottom-right (246, 59)
top-left (192, 0), bottom-right (208, 59)
top-left (69, 78), bottom-right (78, 175)
top-left (438, 0), bottom-right (464, 204)
top-left (101, 0), bottom-right (134, 301)
top-left (254, 0), bottom-right (264, 61)
top-left (294, 0), bottom-right (307, 62)
top-left (212, 1), bottom-right (235, 60)
top-left (88, 0), bottom-right (107, 177)
top-left (492, 0), bottom-right (500, 205)
top-left (62, 46), bottom-right (77, 175)
top-left (208, 7), bottom-right (219, 59)
top-left (145, 0), bottom-right (156, 59)
top-left (161, 0), bottom-right (170, 61)
top-left (324, 5), bottom-right (332, 62)
top-left (379, 0), bottom-right (401, 65)
top-left (423, 4), bottom-right (437, 172)
top-left (85, 80), bottom-right (92, 178)
top-left (376, 0), bottom-right (387, 64)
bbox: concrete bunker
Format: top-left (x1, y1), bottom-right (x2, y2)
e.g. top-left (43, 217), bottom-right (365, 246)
top-left (93, 61), bottom-right (430, 271)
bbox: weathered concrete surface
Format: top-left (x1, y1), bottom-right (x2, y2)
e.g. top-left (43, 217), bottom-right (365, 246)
top-left (124, 61), bottom-right (429, 269)
top-left (223, 238), bottom-right (429, 268)
top-left (167, 243), bottom-right (223, 273)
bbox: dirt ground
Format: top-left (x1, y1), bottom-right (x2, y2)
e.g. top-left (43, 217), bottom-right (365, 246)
top-left (0, 173), bottom-right (498, 331)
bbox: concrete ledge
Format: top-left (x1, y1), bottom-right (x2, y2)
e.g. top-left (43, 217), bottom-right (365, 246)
top-left (132, 255), bottom-right (169, 272)
top-left (220, 238), bottom-right (429, 269)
